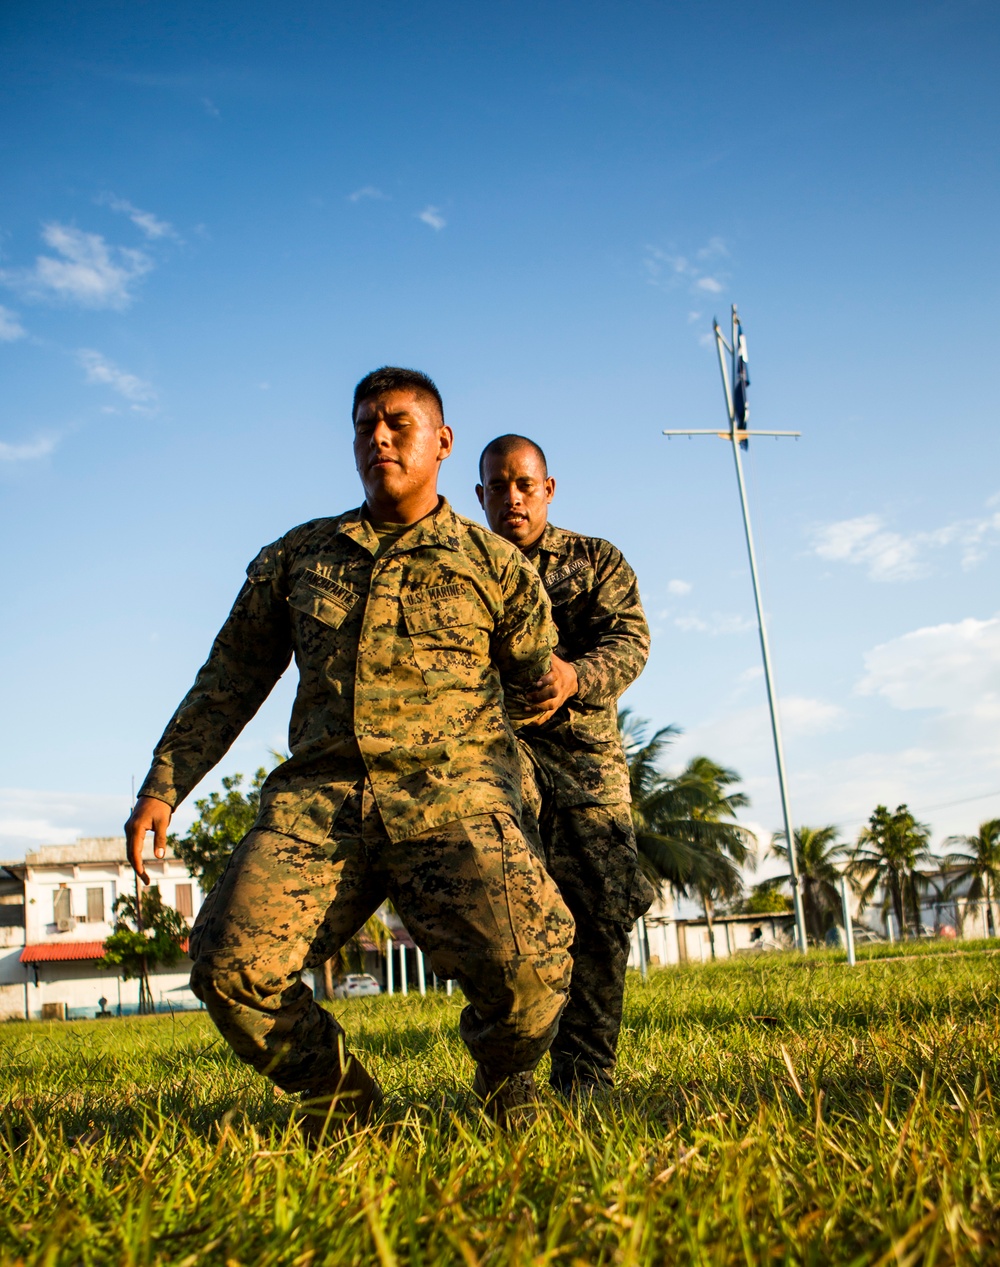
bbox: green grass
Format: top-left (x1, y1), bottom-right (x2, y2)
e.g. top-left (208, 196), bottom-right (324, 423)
top-left (3, 946), bottom-right (1000, 1265)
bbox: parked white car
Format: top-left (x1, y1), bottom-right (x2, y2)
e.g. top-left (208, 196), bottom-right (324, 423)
top-left (331, 973), bottom-right (382, 999)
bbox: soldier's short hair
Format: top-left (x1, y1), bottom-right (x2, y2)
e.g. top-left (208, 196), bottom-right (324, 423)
top-left (478, 434), bottom-right (549, 482)
top-left (353, 367), bottom-right (444, 424)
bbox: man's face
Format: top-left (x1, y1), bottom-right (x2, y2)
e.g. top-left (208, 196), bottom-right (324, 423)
top-left (353, 389), bottom-right (453, 516)
top-left (476, 444), bottom-right (555, 550)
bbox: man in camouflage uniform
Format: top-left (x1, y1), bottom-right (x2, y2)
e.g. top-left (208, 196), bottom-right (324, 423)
top-left (125, 370), bottom-right (574, 1133)
top-left (476, 434), bottom-right (654, 1095)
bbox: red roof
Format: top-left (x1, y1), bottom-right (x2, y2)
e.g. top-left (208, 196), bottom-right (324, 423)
top-left (21, 938), bottom-right (189, 964)
top-left (21, 941), bottom-right (107, 963)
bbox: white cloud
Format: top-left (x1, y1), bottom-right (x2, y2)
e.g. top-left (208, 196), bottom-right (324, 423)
top-left (672, 695), bottom-right (846, 773)
top-left (0, 305), bottom-right (26, 340)
top-left (202, 96), bottom-right (220, 117)
top-left (644, 247), bottom-right (693, 282)
top-left (349, 186), bottom-right (388, 202)
top-left (779, 696), bottom-right (846, 735)
top-left (696, 237), bottom-right (728, 261)
top-left (644, 239), bottom-right (729, 299)
top-left (812, 503), bottom-right (1000, 581)
top-left (0, 436), bottom-right (56, 462)
top-left (0, 788), bottom-right (130, 859)
top-left (418, 206), bottom-right (446, 230)
top-left (1, 223), bottom-right (153, 309)
top-left (858, 615), bottom-right (1000, 717)
top-left (667, 578), bottom-right (692, 596)
top-left (98, 193), bottom-right (178, 240)
top-left (674, 611), bottom-right (755, 635)
top-left (77, 349), bottom-right (156, 405)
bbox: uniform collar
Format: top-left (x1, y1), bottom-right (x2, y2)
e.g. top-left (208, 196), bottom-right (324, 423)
top-left (532, 522), bottom-right (570, 557)
top-left (337, 497), bottom-right (462, 556)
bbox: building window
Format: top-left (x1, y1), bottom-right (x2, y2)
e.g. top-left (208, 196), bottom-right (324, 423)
top-left (174, 884), bottom-right (193, 919)
top-left (86, 887), bottom-right (105, 924)
top-left (53, 886), bottom-right (72, 923)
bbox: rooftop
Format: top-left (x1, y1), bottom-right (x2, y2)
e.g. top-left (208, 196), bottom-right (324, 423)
top-left (23, 837), bottom-right (179, 867)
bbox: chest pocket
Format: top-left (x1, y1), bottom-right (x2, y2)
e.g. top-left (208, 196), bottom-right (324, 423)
top-left (288, 574), bottom-right (359, 630)
top-left (401, 593), bottom-right (490, 680)
top-left (544, 558), bottom-right (592, 606)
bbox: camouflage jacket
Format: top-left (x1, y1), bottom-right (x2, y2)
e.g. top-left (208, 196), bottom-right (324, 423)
top-left (138, 499), bottom-right (557, 844)
top-left (518, 523), bottom-right (649, 807)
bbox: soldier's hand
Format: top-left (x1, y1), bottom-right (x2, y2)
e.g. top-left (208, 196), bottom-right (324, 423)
top-left (526, 654), bottom-right (578, 718)
top-left (125, 796), bottom-right (172, 886)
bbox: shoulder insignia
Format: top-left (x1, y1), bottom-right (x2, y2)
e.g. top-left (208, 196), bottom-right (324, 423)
top-left (301, 568), bottom-right (357, 608)
top-left (544, 558), bottom-right (589, 591)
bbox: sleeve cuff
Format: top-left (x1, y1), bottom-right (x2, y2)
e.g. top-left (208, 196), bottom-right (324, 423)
top-left (136, 764), bottom-right (181, 810)
top-left (571, 657), bottom-right (599, 702)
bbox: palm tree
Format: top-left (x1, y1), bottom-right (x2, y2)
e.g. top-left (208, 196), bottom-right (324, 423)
top-left (678, 757), bottom-right (755, 958)
top-left (620, 711), bottom-right (698, 890)
top-left (941, 819), bottom-right (1000, 937)
top-left (620, 712), bottom-right (756, 958)
top-left (770, 826), bottom-right (846, 943)
top-left (850, 804), bottom-right (933, 937)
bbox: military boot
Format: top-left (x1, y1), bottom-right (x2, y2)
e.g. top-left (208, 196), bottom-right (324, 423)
top-left (298, 1055), bottom-right (384, 1146)
top-left (472, 1064), bottom-right (539, 1129)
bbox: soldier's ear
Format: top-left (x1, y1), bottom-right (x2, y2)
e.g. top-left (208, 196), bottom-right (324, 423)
top-left (475, 484), bottom-right (485, 508)
top-left (545, 476), bottom-right (556, 503)
top-left (437, 424), bottom-right (454, 460)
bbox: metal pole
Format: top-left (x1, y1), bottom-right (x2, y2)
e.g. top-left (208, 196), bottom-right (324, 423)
top-left (399, 942), bottom-right (408, 995)
top-left (636, 916), bottom-right (648, 978)
top-left (714, 311), bottom-right (808, 955)
top-left (385, 936), bottom-right (394, 994)
top-left (416, 950), bottom-right (427, 996)
top-left (840, 875), bottom-right (856, 966)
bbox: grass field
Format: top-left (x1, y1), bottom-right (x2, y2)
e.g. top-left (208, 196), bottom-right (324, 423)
top-left (3, 947), bottom-right (999, 1266)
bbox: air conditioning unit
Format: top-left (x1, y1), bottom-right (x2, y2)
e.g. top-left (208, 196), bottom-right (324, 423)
top-left (56, 916), bottom-right (76, 933)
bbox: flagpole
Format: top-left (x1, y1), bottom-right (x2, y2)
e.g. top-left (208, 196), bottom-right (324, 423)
top-left (663, 305), bottom-right (808, 954)
top-left (717, 310), bottom-right (808, 954)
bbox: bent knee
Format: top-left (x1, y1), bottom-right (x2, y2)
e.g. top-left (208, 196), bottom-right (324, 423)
top-left (459, 949), bottom-right (571, 1030)
top-left (190, 956), bottom-right (276, 1013)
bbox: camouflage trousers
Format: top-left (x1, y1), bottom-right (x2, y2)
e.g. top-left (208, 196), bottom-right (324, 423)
top-left (189, 779), bottom-right (574, 1092)
top-left (520, 755), bottom-right (654, 1091)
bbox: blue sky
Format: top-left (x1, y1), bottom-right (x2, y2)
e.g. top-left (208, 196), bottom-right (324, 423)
top-left (2, 0), bottom-right (999, 865)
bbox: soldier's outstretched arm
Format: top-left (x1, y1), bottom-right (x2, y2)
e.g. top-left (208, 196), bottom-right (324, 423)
top-left (126, 543), bottom-right (293, 880)
top-left (567, 545), bottom-right (649, 704)
top-left (492, 553), bottom-right (557, 724)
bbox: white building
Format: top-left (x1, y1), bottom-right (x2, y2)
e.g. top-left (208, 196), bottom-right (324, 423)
top-left (0, 837), bottom-right (205, 1021)
top-left (628, 888), bottom-right (796, 967)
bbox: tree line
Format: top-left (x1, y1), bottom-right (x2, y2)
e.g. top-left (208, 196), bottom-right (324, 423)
top-left (621, 712), bottom-right (1000, 950)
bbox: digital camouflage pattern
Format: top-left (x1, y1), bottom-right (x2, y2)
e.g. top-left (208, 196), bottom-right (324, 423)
top-left (518, 523), bottom-right (654, 1089)
top-left (519, 765), bottom-right (652, 1090)
top-left (139, 498), bottom-right (557, 843)
top-left (520, 524), bottom-right (650, 807)
top-left (190, 778), bottom-right (574, 1087)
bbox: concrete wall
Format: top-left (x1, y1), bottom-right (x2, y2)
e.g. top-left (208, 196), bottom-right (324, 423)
top-left (0, 922), bottom-right (27, 1019)
top-left (23, 957), bottom-right (200, 1020)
